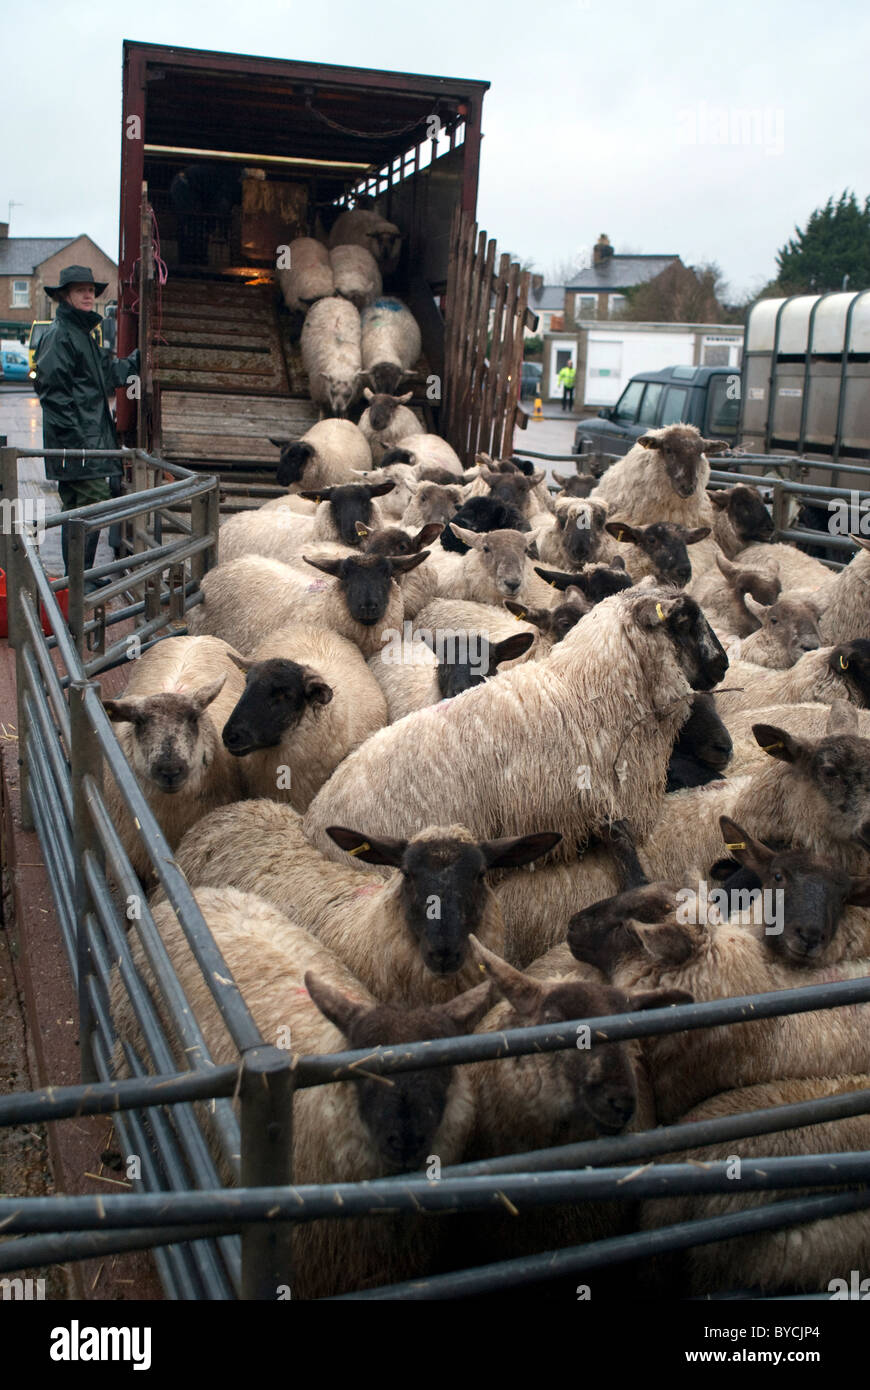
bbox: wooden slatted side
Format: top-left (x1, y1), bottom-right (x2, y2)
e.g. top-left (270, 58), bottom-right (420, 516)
top-left (153, 278), bottom-right (290, 397)
top-left (442, 208), bottom-right (538, 466)
top-left (159, 391), bottom-right (318, 477)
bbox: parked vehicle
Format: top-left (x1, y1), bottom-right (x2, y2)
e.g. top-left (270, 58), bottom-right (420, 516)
top-left (574, 364), bottom-right (739, 455)
top-left (27, 320), bottom-right (51, 378)
top-left (0, 341), bottom-right (31, 381)
top-left (520, 361), bottom-right (543, 400)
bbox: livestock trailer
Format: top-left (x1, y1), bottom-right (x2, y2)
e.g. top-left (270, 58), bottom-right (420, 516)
top-left (117, 40), bottom-right (531, 476)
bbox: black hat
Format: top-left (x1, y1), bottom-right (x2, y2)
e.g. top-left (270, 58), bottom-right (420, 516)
top-left (44, 265), bottom-right (109, 301)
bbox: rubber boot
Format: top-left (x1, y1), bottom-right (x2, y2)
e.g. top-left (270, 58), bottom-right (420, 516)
top-left (83, 529), bottom-right (101, 593)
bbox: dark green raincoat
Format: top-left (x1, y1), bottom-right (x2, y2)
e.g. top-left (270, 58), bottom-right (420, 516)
top-left (35, 300), bottom-right (140, 482)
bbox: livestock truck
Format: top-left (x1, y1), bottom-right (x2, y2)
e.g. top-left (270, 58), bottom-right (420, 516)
top-left (117, 40), bottom-right (531, 482)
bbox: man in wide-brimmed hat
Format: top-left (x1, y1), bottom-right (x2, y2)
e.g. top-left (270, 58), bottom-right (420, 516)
top-left (34, 265), bottom-right (140, 582)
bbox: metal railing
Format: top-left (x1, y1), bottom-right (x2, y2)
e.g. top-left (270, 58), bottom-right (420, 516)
top-left (1, 444), bottom-right (870, 1300)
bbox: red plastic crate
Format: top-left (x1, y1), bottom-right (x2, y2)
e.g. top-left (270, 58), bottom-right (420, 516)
top-left (0, 568), bottom-right (70, 637)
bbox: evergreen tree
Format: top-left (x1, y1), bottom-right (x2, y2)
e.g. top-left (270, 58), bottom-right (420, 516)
top-left (775, 191), bottom-right (870, 293)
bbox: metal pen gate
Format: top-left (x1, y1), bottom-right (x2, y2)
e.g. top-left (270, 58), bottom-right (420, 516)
top-left (1, 443), bottom-right (870, 1300)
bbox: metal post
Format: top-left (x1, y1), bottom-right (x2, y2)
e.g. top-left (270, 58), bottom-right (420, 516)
top-left (0, 442), bottom-right (16, 577)
top-left (4, 448), bottom-right (39, 830)
top-left (239, 1045), bottom-right (294, 1300)
top-left (66, 517), bottom-right (87, 657)
top-left (771, 480), bottom-right (787, 540)
top-left (68, 680), bottom-right (104, 1083)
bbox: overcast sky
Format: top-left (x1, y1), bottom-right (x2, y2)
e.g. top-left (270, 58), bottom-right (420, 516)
top-left (5, 0), bottom-right (867, 299)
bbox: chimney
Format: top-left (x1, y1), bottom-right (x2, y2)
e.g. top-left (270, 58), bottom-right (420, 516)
top-left (0, 223), bottom-right (8, 239)
top-left (531, 273), bottom-right (543, 294)
top-left (593, 233), bottom-right (613, 266)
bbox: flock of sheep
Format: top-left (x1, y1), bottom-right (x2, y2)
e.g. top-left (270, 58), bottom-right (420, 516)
top-left (102, 215), bottom-right (870, 1297)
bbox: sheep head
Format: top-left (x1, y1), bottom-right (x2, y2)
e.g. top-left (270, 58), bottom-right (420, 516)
top-left (637, 425), bottom-right (729, 500)
top-left (103, 677), bottom-right (227, 794)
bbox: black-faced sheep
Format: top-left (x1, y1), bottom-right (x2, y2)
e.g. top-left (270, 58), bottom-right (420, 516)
top-left (328, 208), bottom-right (403, 277)
top-left (269, 418), bottom-right (372, 491)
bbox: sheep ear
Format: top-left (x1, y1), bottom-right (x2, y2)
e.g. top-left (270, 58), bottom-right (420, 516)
top-left (102, 697), bottom-right (148, 727)
top-left (846, 876), bottom-right (870, 906)
top-left (363, 386), bottom-right (374, 400)
top-left (304, 973), bottom-right (368, 1041)
top-left (190, 674), bottom-right (227, 713)
top-left (504, 599), bottom-right (538, 625)
top-left (706, 488), bottom-right (730, 510)
top-left (302, 554), bottom-right (342, 576)
top-left (389, 551), bottom-right (429, 574)
top-left (479, 468), bottom-right (500, 487)
top-left (701, 437), bottom-right (730, 456)
top-left (478, 832), bottom-right (562, 870)
top-left (356, 520), bottom-right (373, 538)
top-left (397, 391), bottom-right (413, 405)
top-left (365, 479), bottom-right (396, 498)
top-left (564, 586), bottom-right (588, 606)
top-left (415, 523), bottom-right (443, 549)
top-left (850, 534), bottom-right (870, 553)
top-left (606, 521), bottom-right (639, 545)
top-left (528, 470), bottom-right (546, 487)
top-left (633, 921), bottom-right (694, 965)
top-left (636, 593), bottom-right (678, 629)
top-left (826, 699), bottom-right (859, 736)
top-left (609, 554), bottom-right (626, 570)
top-left (268, 436), bottom-right (293, 446)
top-left (743, 594), bottom-right (767, 620)
top-left (449, 523), bottom-right (483, 549)
top-left (490, 632), bottom-right (534, 666)
top-left (301, 669), bottom-right (333, 706)
top-left (553, 472), bottom-right (570, 487)
top-left (638, 433), bottom-right (663, 450)
top-left (716, 552), bottom-right (737, 579)
top-left (626, 988), bottom-right (695, 1011)
top-left (227, 650), bottom-right (256, 672)
top-left (718, 816), bottom-right (775, 873)
top-left (468, 937), bottom-right (543, 1015)
top-left (533, 565), bottom-right (572, 591)
top-left (683, 527), bottom-right (711, 544)
top-left (525, 536), bottom-right (540, 560)
top-left (325, 826), bottom-right (408, 865)
top-left (436, 981), bottom-right (494, 1032)
top-left (751, 723), bottom-right (803, 763)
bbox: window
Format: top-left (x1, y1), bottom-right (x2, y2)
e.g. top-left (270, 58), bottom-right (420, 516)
top-left (613, 379), bottom-right (645, 423)
top-left (636, 383), bottom-right (664, 426)
top-left (576, 296), bottom-right (596, 318)
top-left (608, 294), bottom-right (626, 316)
top-left (705, 375), bottom-right (741, 436)
top-left (12, 280), bottom-right (29, 308)
top-left (660, 385), bottom-right (689, 425)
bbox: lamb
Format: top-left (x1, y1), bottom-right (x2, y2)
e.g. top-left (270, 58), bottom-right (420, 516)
top-left (591, 424), bottom-right (730, 528)
top-left (328, 208), bottom-right (403, 276)
top-left (639, 1075), bottom-right (870, 1296)
top-left (112, 883), bottom-right (490, 1299)
top-left (713, 639), bottom-right (870, 717)
top-left (367, 627), bottom-right (533, 722)
top-left (707, 482), bottom-right (774, 559)
top-left (358, 389), bottom-right (422, 464)
top-left (380, 435), bottom-right (464, 478)
top-left (690, 552), bottom-right (782, 635)
top-left (724, 595), bottom-right (821, 669)
top-left (301, 583), bottom-right (728, 872)
top-left (188, 550), bottom-right (429, 659)
top-left (276, 236), bottom-right (334, 313)
top-left (445, 525), bottom-right (558, 608)
top-left (161, 804), bottom-right (559, 1004)
top-left (328, 243), bottom-right (382, 309)
top-left (221, 622), bottom-right (388, 809)
top-left (300, 296), bottom-right (363, 418)
top-left (269, 419), bottom-right (372, 492)
top-left (567, 881), bottom-right (870, 1121)
top-left (605, 520), bottom-right (712, 587)
top-left (101, 636), bottom-right (247, 879)
top-left (360, 297), bottom-right (422, 394)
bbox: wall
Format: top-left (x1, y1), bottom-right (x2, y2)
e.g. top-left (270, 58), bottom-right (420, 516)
top-left (543, 322), bottom-right (743, 405)
top-left (26, 237), bottom-right (118, 325)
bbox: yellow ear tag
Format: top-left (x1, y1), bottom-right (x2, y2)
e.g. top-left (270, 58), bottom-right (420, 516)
top-left (656, 602), bottom-right (666, 622)
top-left (840, 655), bottom-right (849, 670)
top-left (549, 580), bottom-right (557, 589)
top-left (515, 608), bottom-right (527, 621)
top-left (760, 741), bottom-right (783, 752)
top-left (725, 841), bottom-right (747, 850)
top-left (348, 841), bottom-right (371, 857)
top-left (314, 495), bottom-right (321, 505)
top-left (618, 529), bottom-right (625, 541)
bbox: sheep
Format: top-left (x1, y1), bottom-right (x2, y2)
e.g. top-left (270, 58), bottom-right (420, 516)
top-left (690, 552), bottom-right (782, 635)
top-left (188, 551), bottom-right (429, 659)
top-left (401, 481), bottom-right (463, 531)
top-left (269, 419), bottom-right (372, 492)
top-left (380, 435), bottom-right (465, 478)
top-left (536, 498), bottom-right (613, 570)
top-left (217, 482), bottom-right (396, 565)
top-left (328, 243), bottom-right (382, 309)
top-left (367, 627), bottom-right (533, 722)
top-left (723, 594), bottom-right (821, 669)
top-left (360, 463), bottom-right (418, 519)
top-left (301, 583), bottom-right (729, 873)
top-left (161, 804), bottom-right (559, 1005)
top-left (217, 506), bottom-right (314, 566)
top-left (725, 700), bottom-right (870, 777)
top-left (552, 470), bottom-right (597, 498)
top-left (470, 464), bottom-right (550, 521)
top-left (665, 692), bottom-right (733, 792)
top-left (101, 636), bottom-right (247, 879)
top-left (706, 482), bottom-right (774, 559)
top-left (605, 520), bottom-right (712, 587)
top-left (112, 883), bottom-right (490, 1299)
top-left (533, 557), bottom-right (634, 605)
top-left (503, 590), bottom-right (589, 649)
top-left (414, 597), bottom-right (547, 666)
top-left (713, 639), bottom-right (870, 717)
top-left (360, 297), bottom-right (422, 395)
top-left (276, 236), bottom-right (334, 313)
top-left (566, 880), bottom-right (870, 1121)
top-left (221, 622), bottom-right (388, 809)
top-left (300, 296), bottom-right (363, 418)
top-left (639, 1075), bottom-right (870, 1296)
top-left (591, 424), bottom-right (730, 528)
top-left (445, 525), bottom-right (558, 608)
top-left (735, 538), bottom-right (832, 590)
top-left (439, 495), bottom-right (530, 552)
top-left (358, 389), bottom-right (423, 464)
top-left (792, 534), bottom-right (870, 645)
top-left (328, 208), bottom-right (403, 277)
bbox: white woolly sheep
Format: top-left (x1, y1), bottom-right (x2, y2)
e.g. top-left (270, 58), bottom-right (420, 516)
top-left (726, 700), bottom-right (870, 776)
top-left (300, 296), bottom-right (363, 418)
top-left (328, 208), bottom-right (403, 276)
top-left (723, 594), bottom-right (821, 669)
top-left (445, 525), bottom-right (558, 608)
top-left (328, 243), bottom-right (382, 309)
top-left (358, 388), bottom-right (423, 464)
top-left (380, 435), bottom-right (464, 478)
top-left (706, 482), bottom-right (774, 560)
top-left (591, 424), bottom-right (729, 529)
top-left (713, 639), bottom-right (870, 717)
top-left (277, 236), bottom-right (334, 313)
top-left (101, 636), bottom-right (247, 879)
top-left (791, 535), bottom-right (870, 645)
top-left (221, 622), bottom-right (388, 809)
top-left (414, 597), bottom-right (548, 666)
top-left (690, 552), bottom-right (782, 635)
top-left (112, 883), bottom-right (490, 1298)
top-left (736, 538), bottom-right (832, 590)
top-left (366, 627), bottom-right (533, 722)
top-left (269, 418), bottom-right (372, 493)
top-left (360, 297), bottom-right (422, 395)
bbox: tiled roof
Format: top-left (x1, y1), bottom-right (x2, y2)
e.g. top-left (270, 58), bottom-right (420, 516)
top-left (567, 255), bottom-right (680, 291)
top-left (529, 285), bottom-right (566, 311)
top-left (0, 237), bottom-right (77, 276)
